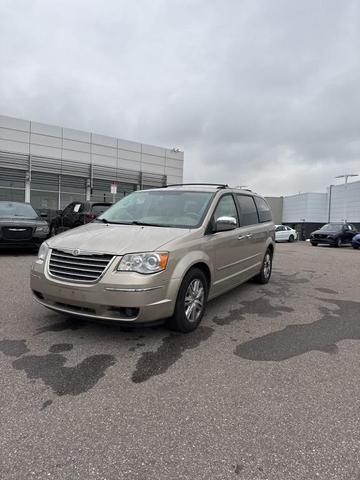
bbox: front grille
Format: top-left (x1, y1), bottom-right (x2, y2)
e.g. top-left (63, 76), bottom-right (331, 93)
top-left (48, 249), bottom-right (114, 282)
top-left (2, 226), bottom-right (33, 241)
top-left (314, 234), bottom-right (327, 239)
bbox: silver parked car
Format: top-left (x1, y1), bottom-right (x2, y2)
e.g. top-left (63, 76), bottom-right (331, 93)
top-left (31, 184), bottom-right (275, 332)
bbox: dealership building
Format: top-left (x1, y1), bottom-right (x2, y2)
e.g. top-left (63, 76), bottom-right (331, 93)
top-left (0, 115), bottom-right (184, 213)
top-left (280, 181), bottom-right (360, 238)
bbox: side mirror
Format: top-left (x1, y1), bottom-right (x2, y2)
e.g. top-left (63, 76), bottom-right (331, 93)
top-left (215, 216), bottom-right (237, 232)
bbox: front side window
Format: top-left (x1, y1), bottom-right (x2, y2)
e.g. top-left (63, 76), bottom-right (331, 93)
top-left (213, 195), bottom-right (238, 224)
top-left (73, 203), bottom-right (83, 213)
top-left (236, 195), bottom-right (259, 226)
top-left (97, 190), bottom-right (214, 228)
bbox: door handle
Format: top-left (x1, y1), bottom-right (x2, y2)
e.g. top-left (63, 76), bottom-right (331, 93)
top-left (238, 234), bottom-right (252, 240)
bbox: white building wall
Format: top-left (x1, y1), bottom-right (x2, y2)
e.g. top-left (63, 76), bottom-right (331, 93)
top-left (0, 114), bottom-right (184, 184)
top-left (329, 181), bottom-right (360, 223)
top-left (283, 193), bottom-right (328, 223)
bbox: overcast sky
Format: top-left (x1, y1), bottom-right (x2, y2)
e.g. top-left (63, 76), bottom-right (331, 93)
top-left (1, 0), bottom-right (360, 195)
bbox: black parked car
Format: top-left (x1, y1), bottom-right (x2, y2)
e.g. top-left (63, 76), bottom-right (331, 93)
top-left (0, 201), bottom-right (49, 249)
top-left (50, 201), bottom-right (112, 236)
top-left (310, 223), bottom-right (358, 247)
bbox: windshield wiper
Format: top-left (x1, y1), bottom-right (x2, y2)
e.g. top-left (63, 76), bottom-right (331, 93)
top-left (130, 220), bottom-right (164, 227)
top-left (96, 218), bottom-right (124, 224)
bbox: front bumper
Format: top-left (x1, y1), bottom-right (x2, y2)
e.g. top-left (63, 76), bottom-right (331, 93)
top-left (311, 237), bottom-right (337, 245)
top-left (0, 234), bottom-right (47, 248)
top-left (30, 254), bottom-right (179, 323)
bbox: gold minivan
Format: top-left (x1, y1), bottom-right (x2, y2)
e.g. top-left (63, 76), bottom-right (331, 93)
top-left (31, 184), bottom-right (275, 332)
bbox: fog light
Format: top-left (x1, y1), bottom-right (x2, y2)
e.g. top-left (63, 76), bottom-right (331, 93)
top-left (124, 307), bottom-right (139, 318)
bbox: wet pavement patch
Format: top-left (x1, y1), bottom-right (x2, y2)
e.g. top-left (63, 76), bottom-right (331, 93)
top-left (235, 298), bottom-right (360, 361)
top-left (131, 326), bottom-right (214, 383)
top-left (13, 352), bottom-right (116, 396)
top-left (212, 297), bottom-right (293, 325)
top-left (128, 343), bottom-right (146, 352)
top-left (35, 319), bottom-right (85, 335)
top-left (49, 343), bottom-right (73, 353)
top-left (0, 339), bottom-right (30, 357)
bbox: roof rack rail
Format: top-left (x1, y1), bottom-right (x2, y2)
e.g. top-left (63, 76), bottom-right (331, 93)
top-left (164, 183), bottom-right (228, 189)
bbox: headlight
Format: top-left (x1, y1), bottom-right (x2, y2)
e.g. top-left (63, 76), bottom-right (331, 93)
top-left (36, 225), bottom-right (50, 234)
top-left (38, 242), bottom-right (49, 261)
top-left (117, 252), bottom-right (169, 274)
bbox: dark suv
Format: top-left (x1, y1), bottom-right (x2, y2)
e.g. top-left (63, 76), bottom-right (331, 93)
top-left (310, 223), bottom-right (358, 247)
top-left (50, 201), bottom-right (112, 236)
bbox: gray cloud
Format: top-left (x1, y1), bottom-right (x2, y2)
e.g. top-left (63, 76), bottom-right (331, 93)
top-left (1, 0), bottom-right (359, 195)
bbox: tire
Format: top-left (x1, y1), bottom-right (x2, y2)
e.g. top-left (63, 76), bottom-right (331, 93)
top-left (254, 249), bottom-right (273, 284)
top-left (353, 245), bottom-right (359, 250)
top-left (167, 268), bottom-right (208, 333)
top-left (335, 238), bottom-right (342, 248)
top-left (311, 242), bottom-right (318, 246)
top-left (288, 235), bottom-right (294, 242)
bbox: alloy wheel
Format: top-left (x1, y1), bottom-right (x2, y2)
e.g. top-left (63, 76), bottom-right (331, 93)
top-left (263, 252), bottom-right (272, 279)
top-left (184, 278), bottom-right (205, 323)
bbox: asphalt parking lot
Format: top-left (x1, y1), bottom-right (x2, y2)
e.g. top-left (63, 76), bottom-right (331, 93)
top-left (1, 242), bottom-right (360, 480)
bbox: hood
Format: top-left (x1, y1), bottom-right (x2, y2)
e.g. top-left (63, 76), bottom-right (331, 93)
top-left (0, 217), bottom-right (47, 227)
top-left (312, 228), bottom-right (340, 235)
top-left (47, 222), bottom-right (189, 255)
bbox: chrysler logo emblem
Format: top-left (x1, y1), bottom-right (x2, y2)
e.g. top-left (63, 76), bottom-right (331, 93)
top-left (72, 249), bottom-right (81, 256)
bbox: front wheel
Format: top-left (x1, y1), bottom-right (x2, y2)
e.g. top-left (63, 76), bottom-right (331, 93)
top-left (353, 245), bottom-right (359, 250)
top-left (254, 249), bottom-right (273, 284)
top-left (335, 238), bottom-right (342, 248)
top-left (311, 242), bottom-right (318, 246)
top-left (167, 268), bottom-right (208, 333)
top-left (288, 234), bottom-right (294, 242)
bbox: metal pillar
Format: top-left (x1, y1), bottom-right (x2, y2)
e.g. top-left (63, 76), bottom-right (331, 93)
top-left (25, 171), bottom-right (31, 203)
top-left (86, 178), bottom-right (91, 201)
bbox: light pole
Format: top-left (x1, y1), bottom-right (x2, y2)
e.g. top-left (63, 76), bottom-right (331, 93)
top-left (335, 174), bottom-right (359, 222)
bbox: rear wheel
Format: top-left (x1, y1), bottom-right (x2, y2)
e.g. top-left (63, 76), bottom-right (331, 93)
top-left (288, 234), bottom-right (294, 242)
top-left (167, 268), bottom-right (208, 333)
top-left (254, 249), bottom-right (273, 284)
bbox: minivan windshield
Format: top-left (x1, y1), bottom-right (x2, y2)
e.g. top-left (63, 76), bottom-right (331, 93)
top-left (319, 223), bottom-right (343, 232)
top-left (0, 202), bottom-right (38, 219)
top-left (97, 190), bottom-right (214, 228)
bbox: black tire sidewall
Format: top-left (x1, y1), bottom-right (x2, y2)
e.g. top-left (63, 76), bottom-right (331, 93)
top-left (169, 268), bottom-right (208, 333)
top-left (288, 235), bottom-right (294, 242)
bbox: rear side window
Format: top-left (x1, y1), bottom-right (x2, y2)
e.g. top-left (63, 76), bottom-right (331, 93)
top-left (236, 195), bottom-right (259, 226)
top-left (254, 197), bottom-right (272, 222)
